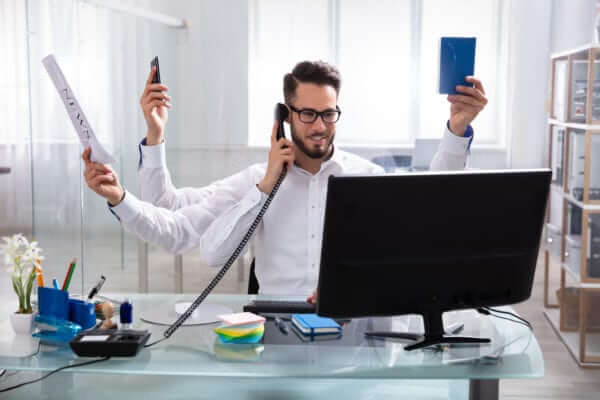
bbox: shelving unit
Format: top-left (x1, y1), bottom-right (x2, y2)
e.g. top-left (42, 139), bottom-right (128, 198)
top-left (544, 44), bottom-right (600, 368)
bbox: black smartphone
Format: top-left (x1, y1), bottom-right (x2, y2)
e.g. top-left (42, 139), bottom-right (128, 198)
top-left (150, 56), bottom-right (161, 84)
top-left (274, 103), bottom-right (288, 140)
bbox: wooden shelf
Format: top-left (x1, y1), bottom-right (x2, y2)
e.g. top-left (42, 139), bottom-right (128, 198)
top-left (546, 187), bottom-right (600, 210)
top-left (548, 119), bottom-right (600, 130)
top-left (544, 309), bottom-right (600, 368)
top-left (551, 43), bottom-right (600, 60)
top-left (546, 45), bottom-right (600, 366)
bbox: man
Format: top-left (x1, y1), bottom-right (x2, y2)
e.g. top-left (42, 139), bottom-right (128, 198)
top-left (83, 61), bottom-right (487, 298)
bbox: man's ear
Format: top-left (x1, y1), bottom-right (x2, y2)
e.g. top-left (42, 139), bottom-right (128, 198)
top-left (284, 104), bottom-right (291, 124)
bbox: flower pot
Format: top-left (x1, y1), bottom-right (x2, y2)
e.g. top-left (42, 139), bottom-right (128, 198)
top-left (9, 312), bottom-right (36, 335)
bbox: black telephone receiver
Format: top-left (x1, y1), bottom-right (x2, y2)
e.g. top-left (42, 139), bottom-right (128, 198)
top-left (274, 103), bottom-right (289, 140)
top-left (150, 56), bottom-right (161, 84)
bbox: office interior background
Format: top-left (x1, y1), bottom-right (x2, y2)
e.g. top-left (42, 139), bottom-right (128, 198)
top-left (1, 0), bottom-right (600, 397)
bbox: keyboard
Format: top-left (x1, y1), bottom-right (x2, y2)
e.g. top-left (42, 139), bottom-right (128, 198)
top-left (243, 300), bottom-right (316, 314)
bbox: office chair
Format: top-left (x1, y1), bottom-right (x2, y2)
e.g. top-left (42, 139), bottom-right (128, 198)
top-left (248, 258), bottom-right (259, 294)
top-left (370, 155), bottom-right (412, 173)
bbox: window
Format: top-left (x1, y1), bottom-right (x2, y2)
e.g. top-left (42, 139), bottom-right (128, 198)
top-left (248, 0), bottom-right (330, 146)
top-left (418, 0), bottom-right (504, 144)
top-left (249, 0), bottom-right (507, 147)
top-left (0, 0), bottom-right (29, 144)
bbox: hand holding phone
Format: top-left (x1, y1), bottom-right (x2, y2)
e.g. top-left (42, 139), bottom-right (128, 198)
top-left (274, 103), bottom-right (288, 140)
top-left (257, 104), bottom-right (293, 194)
top-left (141, 56), bottom-right (171, 145)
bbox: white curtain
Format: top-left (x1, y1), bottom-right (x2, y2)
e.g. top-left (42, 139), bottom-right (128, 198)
top-left (0, 0), bottom-right (29, 145)
top-left (8, 0), bottom-right (181, 294)
top-left (0, 0), bottom-right (31, 310)
top-left (0, 0), bottom-right (32, 237)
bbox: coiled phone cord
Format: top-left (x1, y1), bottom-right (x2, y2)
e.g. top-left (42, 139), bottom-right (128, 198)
top-left (145, 167), bottom-right (287, 348)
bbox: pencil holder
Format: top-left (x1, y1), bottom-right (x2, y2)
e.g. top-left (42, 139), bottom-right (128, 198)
top-left (38, 287), bottom-right (69, 320)
top-left (68, 299), bottom-right (96, 329)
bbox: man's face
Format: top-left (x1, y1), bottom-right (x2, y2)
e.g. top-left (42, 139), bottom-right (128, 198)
top-left (288, 83), bottom-right (337, 159)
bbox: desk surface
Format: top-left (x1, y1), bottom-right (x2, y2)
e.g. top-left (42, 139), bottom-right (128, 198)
top-left (0, 294), bottom-right (543, 382)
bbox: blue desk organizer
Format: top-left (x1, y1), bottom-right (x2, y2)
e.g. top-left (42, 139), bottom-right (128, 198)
top-left (34, 287), bottom-right (94, 344)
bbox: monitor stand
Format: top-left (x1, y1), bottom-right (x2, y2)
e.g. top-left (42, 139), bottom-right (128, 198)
top-left (364, 310), bottom-right (490, 351)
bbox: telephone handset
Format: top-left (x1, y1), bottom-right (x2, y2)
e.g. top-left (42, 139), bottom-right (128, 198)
top-left (146, 103), bottom-right (291, 348)
top-left (275, 103), bottom-right (289, 140)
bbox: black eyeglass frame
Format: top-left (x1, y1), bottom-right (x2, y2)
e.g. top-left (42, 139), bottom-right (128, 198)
top-left (287, 104), bottom-right (342, 124)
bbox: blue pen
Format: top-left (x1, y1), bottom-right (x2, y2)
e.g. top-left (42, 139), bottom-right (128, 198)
top-left (52, 279), bottom-right (59, 290)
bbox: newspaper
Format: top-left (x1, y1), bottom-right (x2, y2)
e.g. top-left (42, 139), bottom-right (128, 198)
top-left (41, 54), bottom-right (115, 164)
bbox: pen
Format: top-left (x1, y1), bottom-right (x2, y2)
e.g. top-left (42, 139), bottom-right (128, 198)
top-left (61, 258), bottom-right (76, 291)
top-left (52, 279), bottom-right (59, 290)
top-left (446, 323), bottom-right (464, 335)
top-left (87, 275), bottom-right (106, 301)
top-left (274, 317), bottom-right (289, 335)
top-left (36, 259), bottom-right (44, 287)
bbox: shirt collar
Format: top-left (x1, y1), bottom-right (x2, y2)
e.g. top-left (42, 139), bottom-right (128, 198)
top-left (291, 144), bottom-right (345, 176)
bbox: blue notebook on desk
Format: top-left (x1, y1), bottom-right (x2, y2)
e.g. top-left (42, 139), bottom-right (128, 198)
top-left (291, 313), bottom-right (341, 336)
top-left (439, 37), bottom-right (476, 95)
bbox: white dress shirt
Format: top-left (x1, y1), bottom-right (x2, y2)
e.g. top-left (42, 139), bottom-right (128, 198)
top-left (111, 127), bottom-right (472, 295)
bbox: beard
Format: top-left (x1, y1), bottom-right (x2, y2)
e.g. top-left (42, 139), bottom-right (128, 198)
top-left (290, 124), bottom-right (335, 159)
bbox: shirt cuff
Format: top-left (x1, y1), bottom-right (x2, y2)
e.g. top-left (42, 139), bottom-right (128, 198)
top-left (138, 137), bottom-right (167, 169)
top-left (441, 122), bottom-right (474, 155)
top-left (108, 190), bottom-right (142, 223)
top-left (217, 186), bottom-right (268, 241)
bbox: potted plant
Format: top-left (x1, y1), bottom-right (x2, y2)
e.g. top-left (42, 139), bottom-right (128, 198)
top-left (1, 234), bottom-right (44, 334)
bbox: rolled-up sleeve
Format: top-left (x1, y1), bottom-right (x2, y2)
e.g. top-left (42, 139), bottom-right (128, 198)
top-left (198, 185), bottom-right (268, 267)
top-left (138, 139), bottom-right (216, 210)
top-left (430, 125), bottom-right (473, 171)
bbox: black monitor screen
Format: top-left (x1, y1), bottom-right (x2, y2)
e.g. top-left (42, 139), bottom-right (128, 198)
top-left (316, 169), bottom-right (551, 319)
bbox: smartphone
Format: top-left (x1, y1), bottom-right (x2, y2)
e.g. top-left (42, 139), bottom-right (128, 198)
top-left (438, 37), bottom-right (476, 95)
top-left (150, 56), bottom-right (161, 84)
top-left (274, 103), bottom-right (288, 140)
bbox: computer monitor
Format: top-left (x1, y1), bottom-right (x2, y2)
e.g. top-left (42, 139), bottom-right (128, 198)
top-left (316, 169), bottom-right (551, 350)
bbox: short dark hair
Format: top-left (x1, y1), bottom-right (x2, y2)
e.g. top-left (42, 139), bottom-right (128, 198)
top-left (283, 61), bottom-right (341, 104)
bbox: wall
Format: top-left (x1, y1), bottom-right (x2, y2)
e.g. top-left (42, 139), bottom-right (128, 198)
top-left (146, 0), bottom-right (249, 150)
top-left (551, 0), bottom-right (596, 53)
top-left (504, 0), bottom-right (553, 169)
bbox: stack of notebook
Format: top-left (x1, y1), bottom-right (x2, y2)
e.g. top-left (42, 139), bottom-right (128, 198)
top-left (214, 312), bottom-right (265, 344)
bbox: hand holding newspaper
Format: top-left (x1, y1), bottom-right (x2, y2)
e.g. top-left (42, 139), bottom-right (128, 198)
top-left (42, 54), bottom-right (115, 164)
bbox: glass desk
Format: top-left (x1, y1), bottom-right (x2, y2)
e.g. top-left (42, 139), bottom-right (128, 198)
top-left (0, 294), bottom-right (543, 399)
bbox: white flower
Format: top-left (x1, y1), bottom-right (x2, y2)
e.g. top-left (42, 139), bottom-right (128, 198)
top-left (1, 234), bottom-right (43, 313)
top-left (1, 233), bottom-right (44, 280)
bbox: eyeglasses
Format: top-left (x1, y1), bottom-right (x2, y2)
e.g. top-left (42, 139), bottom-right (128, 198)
top-left (288, 104), bottom-right (342, 124)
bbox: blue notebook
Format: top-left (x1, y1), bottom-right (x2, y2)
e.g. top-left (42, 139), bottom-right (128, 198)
top-left (291, 313), bottom-right (341, 336)
top-left (439, 37), bottom-right (476, 95)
